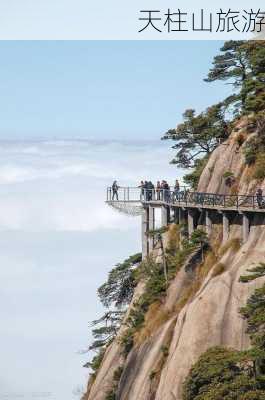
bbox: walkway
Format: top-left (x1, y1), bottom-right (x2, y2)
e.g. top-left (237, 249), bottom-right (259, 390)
top-left (106, 186), bottom-right (265, 213)
top-left (106, 186), bottom-right (265, 257)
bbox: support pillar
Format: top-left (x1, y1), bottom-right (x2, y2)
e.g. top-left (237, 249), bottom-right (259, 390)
top-left (141, 207), bottom-right (149, 258)
top-left (173, 207), bottom-right (179, 224)
top-left (179, 207), bottom-right (185, 225)
top-left (222, 212), bottom-right (229, 243)
top-left (178, 208), bottom-right (185, 249)
top-left (188, 209), bottom-right (194, 239)
top-left (242, 213), bottom-right (250, 243)
top-left (205, 210), bottom-right (212, 236)
top-left (161, 206), bottom-right (169, 227)
top-left (148, 206), bottom-right (155, 252)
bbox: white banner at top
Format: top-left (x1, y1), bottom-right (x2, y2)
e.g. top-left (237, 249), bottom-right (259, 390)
top-left (0, 0), bottom-right (264, 40)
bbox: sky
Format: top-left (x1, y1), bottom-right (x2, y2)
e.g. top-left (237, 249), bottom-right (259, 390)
top-left (0, 41), bottom-right (231, 140)
top-left (0, 41), bottom-right (234, 400)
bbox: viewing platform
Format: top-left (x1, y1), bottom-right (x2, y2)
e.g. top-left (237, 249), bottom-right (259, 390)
top-left (106, 186), bottom-right (265, 257)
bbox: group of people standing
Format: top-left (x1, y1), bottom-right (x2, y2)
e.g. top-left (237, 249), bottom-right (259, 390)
top-left (111, 179), bottom-right (182, 202)
top-left (139, 179), bottom-right (181, 202)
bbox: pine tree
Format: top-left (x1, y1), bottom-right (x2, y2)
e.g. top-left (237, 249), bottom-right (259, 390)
top-left (162, 104), bottom-right (228, 168)
top-left (205, 40), bottom-right (249, 112)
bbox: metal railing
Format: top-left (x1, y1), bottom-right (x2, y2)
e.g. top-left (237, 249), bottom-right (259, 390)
top-left (106, 186), bottom-right (265, 211)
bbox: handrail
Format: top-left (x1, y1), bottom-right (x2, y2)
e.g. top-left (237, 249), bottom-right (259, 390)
top-left (106, 186), bottom-right (265, 211)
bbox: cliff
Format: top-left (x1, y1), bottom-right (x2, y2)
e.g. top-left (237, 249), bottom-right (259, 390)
top-left (82, 117), bottom-right (265, 400)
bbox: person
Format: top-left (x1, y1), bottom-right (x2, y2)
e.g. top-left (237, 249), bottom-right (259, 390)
top-left (143, 180), bottom-right (148, 201)
top-left (161, 180), bottom-right (165, 201)
top-left (163, 180), bottom-right (170, 202)
top-left (139, 180), bottom-right (145, 200)
top-left (174, 179), bottom-right (180, 201)
top-left (147, 181), bottom-right (154, 201)
top-left (256, 188), bottom-right (263, 208)
top-left (156, 181), bottom-right (161, 200)
top-left (112, 180), bottom-right (119, 201)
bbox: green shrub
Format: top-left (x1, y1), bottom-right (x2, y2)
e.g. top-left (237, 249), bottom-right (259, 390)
top-left (223, 171), bottom-right (234, 179)
top-left (190, 229), bottom-right (208, 247)
top-left (149, 370), bottom-right (156, 381)
top-left (105, 390), bottom-right (116, 400)
top-left (161, 345), bottom-right (169, 357)
top-left (113, 366), bottom-right (124, 382)
top-left (236, 133), bottom-right (246, 146)
top-left (253, 153), bottom-right (265, 180)
top-left (120, 328), bottom-right (135, 356)
top-left (183, 156), bottom-right (209, 190)
top-left (243, 136), bottom-right (262, 166)
top-left (86, 348), bottom-right (106, 377)
top-left (182, 347), bottom-right (261, 400)
top-left (244, 146), bottom-right (257, 165)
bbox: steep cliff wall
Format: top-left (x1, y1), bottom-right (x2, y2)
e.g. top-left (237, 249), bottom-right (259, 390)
top-left (82, 118), bottom-right (265, 400)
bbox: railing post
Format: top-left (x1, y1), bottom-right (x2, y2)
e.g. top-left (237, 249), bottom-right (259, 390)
top-left (127, 187), bottom-right (129, 201)
top-left (237, 196), bottom-right (239, 209)
top-left (223, 195), bottom-right (226, 208)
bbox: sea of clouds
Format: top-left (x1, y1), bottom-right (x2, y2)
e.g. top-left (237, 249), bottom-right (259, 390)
top-left (0, 139), bottom-right (182, 399)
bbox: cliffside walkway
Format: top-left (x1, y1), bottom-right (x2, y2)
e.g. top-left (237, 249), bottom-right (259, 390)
top-left (106, 186), bottom-right (265, 212)
top-left (106, 186), bottom-right (265, 257)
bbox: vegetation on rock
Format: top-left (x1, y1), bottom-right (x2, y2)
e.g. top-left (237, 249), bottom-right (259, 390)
top-left (183, 262), bottom-right (265, 400)
top-left (98, 253), bottom-right (142, 309)
top-left (84, 253), bottom-right (142, 378)
top-left (162, 105), bottom-right (229, 169)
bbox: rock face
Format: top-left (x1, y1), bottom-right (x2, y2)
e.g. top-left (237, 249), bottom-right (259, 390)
top-left (82, 121), bottom-right (265, 400)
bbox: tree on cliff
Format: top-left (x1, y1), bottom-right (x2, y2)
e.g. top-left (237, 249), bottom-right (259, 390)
top-left (97, 253), bottom-right (142, 308)
top-left (206, 40), bottom-right (265, 114)
top-left (162, 103), bottom-right (229, 169)
top-left (205, 40), bottom-right (249, 112)
top-left (242, 41), bottom-right (265, 114)
top-left (84, 253), bottom-right (142, 373)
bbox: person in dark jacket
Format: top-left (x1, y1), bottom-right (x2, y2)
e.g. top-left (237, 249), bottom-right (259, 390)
top-left (147, 181), bottom-right (154, 201)
top-left (256, 188), bottom-right (263, 208)
top-left (174, 179), bottom-right (180, 201)
top-left (112, 180), bottom-right (119, 201)
top-left (163, 180), bottom-right (170, 202)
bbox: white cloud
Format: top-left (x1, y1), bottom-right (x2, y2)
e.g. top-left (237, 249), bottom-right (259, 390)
top-left (0, 140), bottom-right (183, 232)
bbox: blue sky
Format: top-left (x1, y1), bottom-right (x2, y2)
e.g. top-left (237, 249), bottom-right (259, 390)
top-left (0, 41), bottom-right (232, 140)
